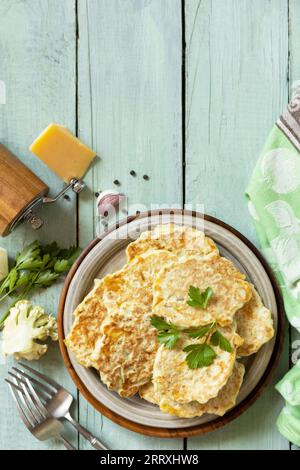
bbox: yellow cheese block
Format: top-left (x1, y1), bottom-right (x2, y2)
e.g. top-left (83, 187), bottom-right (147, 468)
top-left (0, 247), bottom-right (8, 281)
top-left (30, 124), bottom-right (96, 183)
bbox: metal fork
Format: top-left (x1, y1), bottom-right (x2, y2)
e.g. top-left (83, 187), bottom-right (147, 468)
top-left (14, 363), bottom-right (106, 450)
top-left (5, 374), bottom-right (75, 450)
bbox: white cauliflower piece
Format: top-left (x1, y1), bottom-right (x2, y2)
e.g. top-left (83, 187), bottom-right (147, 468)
top-left (2, 300), bottom-right (58, 360)
top-left (0, 247), bottom-right (8, 281)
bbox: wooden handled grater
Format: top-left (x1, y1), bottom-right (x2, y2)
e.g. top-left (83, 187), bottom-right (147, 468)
top-left (0, 144), bottom-right (49, 236)
top-left (0, 145), bottom-right (88, 236)
top-left (0, 125), bottom-right (96, 236)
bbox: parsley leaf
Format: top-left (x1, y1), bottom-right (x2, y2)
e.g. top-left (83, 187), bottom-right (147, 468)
top-left (15, 241), bottom-right (41, 267)
top-left (33, 270), bottom-right (60, 287)
top-left (43, 242), bottom-right (61, 258)
top-left (187, 286), bottom-right (213, 309)
top-left (210, 330), bottom-right (233, 352)
top-left (15, 271), bottom-right (32, 288)
top-left (150, 315), bottom-right (172, 330)
top-left (184, 322), bottom-right (215, 339)
top-left (54, 259), bottom-right (70, 273)
top-left (8, 268), bottom-right (18, 291)
top-left (150, 315), bottom-right (180, 349)
top-left (157, 331), bottom-right (180, 349)
top-left (183, 343), bottom-right (217, 369)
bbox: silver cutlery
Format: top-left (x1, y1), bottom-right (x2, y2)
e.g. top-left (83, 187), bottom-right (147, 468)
top-left (13, 362), bottom-right (107, 450)
top-left (6, 375), bottom-right (75, 450)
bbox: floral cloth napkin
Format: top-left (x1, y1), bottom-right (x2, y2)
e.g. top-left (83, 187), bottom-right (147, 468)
top-left (246, 87), bottom-right (300, 447)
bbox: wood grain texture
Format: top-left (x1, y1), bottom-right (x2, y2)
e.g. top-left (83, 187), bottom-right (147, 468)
top-left (289, 0), bottom-right (300, 89)
top-left (0, 0), bottom-right (299, 451)
top-left (77, 0), bottom-right (183, 450)
top-left (0, 144), bottom-right (48, 235)
top-left (0, 0), bottom-right (78, 450)
top-left (185, 0), bottom-right (290, 450)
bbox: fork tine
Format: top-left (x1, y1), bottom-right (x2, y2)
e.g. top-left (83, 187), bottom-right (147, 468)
top-left (20, 379), bottom-right (46, 422)
top-left (12, 371), bottom-right (47, 422)
top-left (8, 372), bottom-right (48, 410)
top-left (8, 373), bottom-right (29, 388)
top-left (23, 377), bottom-right (50, 419)
top-left (18, 362), bottom-right (59, 392)
top-left (8, 372), bottom-right (49, 402)
top-left (11, 368), bottom-right (53, 398)
top-left (5, 378), bottom-right (23, 393)
top-left (6, 381), bottom-right (33, 431)
top-left (6, 379), bottom-right (38, 427)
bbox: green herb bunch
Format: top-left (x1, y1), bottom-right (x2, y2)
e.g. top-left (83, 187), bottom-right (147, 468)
top-left (151, 285), bottom-right (233, 369)
top-left (0, 241), bottom-right (80, 328)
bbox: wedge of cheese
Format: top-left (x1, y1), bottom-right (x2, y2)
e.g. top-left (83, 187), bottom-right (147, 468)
top-left (0, 247), bottom-right (8, 281)
top-left (30, 124), bottom-right (96, 183)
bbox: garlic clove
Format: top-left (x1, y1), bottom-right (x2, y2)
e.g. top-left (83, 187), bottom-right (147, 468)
top-left (96, 189), bottom-right (126, 217)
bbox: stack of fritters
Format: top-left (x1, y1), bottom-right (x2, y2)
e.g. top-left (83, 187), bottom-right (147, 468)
top-left (65, 224), bottom-right (274, 418)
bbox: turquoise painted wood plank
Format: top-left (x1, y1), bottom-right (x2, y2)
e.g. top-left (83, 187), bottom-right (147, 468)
top-left (289, 0), bottom-right (300, 451)
top-left (290, 0), bottom-right (300, 89)
top-left (0, 0), bottom-right (77, 450)
top-left (185, 0), bottom-right (290, 449)
top-left (77, 0), bottom-right (183, 450)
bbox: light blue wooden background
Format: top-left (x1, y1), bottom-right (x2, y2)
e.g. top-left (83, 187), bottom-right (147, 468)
top-left (0, 0), bottom-right (299, 450)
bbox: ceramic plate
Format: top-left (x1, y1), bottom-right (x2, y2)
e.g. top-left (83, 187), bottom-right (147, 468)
top-left (58, 210), bottom-right (284, 437)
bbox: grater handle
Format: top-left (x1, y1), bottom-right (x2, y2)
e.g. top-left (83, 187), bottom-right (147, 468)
top-left (42, 178), bottom-right (85, 204)
top-left (0, 144), bottom-right (48, 237)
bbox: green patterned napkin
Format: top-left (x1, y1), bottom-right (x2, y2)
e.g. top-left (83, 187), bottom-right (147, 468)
top-left (246, 88), bottom-right (300, 447)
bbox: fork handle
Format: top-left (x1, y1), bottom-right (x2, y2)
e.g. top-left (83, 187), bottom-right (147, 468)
top-left (58, 435), bottom-right (76, 450)
top-left (65, 413), bottom-right (107, 450)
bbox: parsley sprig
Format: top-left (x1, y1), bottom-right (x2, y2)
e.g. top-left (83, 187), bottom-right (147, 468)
top-left (187, 285), bottom-right (213, 309)
top-left (0, 241), bottom-right (80, 328)
top-left (151, 315), bottom-right (233, 369)
top-left (151, 284), bottom-right (233, 369)
top-left (184, 322), bottom-right (216, 339)
top-left (150, 315), bottom-right (180, 349)
top-left (183, 343), bottom-right (217, 369)
top-left (210, 330), bottom-right (233, 352)
top-left (183, 321), bottom-right (233, 369)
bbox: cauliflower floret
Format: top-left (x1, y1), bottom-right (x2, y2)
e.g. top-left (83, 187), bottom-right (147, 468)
top-left (2, 300), bottom-right (58, 360)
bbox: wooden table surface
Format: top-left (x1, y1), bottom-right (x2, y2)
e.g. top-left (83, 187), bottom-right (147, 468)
top-left (0, 0), bottom-right (299, 451)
